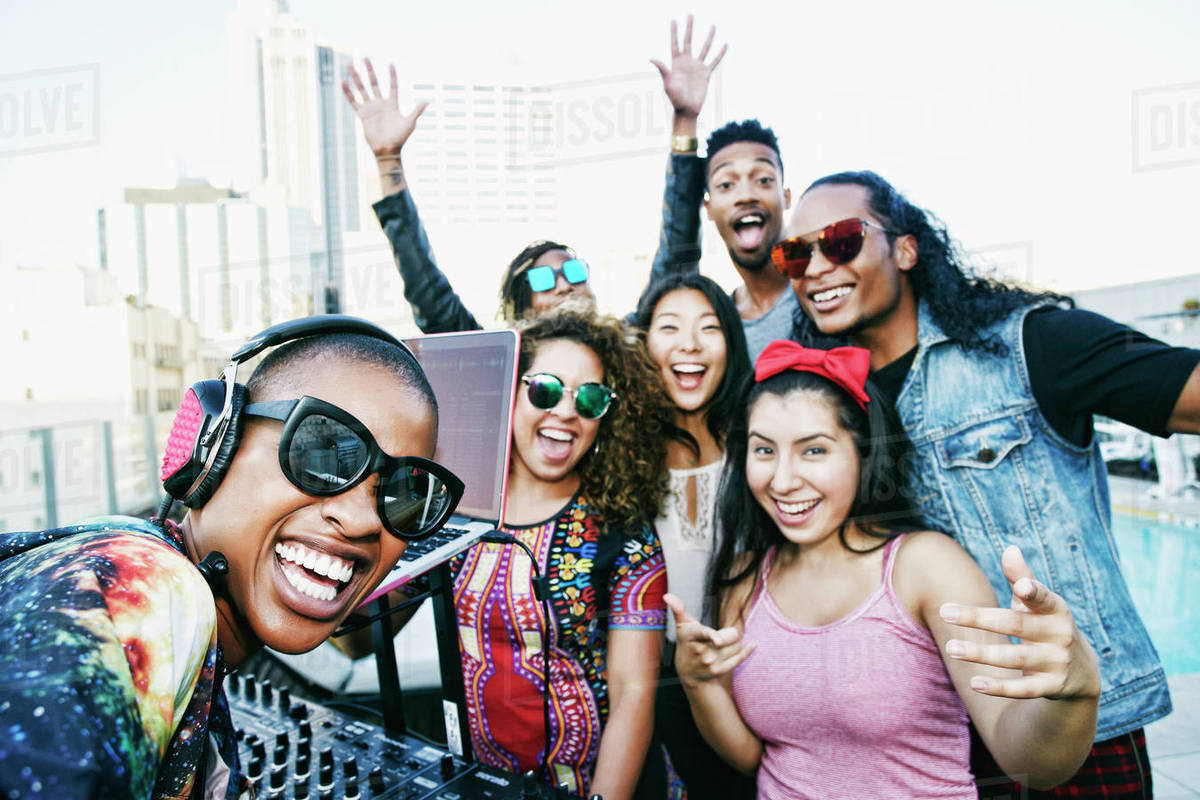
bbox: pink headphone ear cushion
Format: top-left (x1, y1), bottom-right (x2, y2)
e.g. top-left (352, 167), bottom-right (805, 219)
top-left (161, 388), bottom-right (203, 483)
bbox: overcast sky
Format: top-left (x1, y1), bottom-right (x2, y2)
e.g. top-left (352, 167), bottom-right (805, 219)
top-left (1, 0), bottom-right (1197, 302)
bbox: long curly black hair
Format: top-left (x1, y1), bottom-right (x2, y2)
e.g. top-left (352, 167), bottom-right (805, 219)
top-left (514, 306), bottom-right (672, 531)
top-left (791, 171), bottom-right (1071, 354)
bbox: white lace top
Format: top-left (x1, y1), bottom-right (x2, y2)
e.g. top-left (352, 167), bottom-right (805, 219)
top-left (656, 458), bottom-right (724, 642)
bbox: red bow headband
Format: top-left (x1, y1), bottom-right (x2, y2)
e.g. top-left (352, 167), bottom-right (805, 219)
top-left (754, 341), bottom-right (871, 411)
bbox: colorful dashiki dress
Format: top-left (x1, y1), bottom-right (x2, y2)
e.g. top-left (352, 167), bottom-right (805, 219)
top-left (450, 495), bottom-right (667, 796)
top-left (0, 516), bottom-right (248, 800)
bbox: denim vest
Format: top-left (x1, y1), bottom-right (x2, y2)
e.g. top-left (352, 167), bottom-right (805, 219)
top-left (896, 301), bottom-right (1171, 740)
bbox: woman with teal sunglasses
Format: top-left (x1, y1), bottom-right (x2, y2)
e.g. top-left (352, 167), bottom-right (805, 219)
top-left (343, 59), bottom-right (595, 332)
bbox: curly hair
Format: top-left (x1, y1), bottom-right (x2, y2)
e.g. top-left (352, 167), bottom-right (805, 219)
top-left (515, 306), bottom-right (672, 531)
top-left (705, 119), bottom-right (783, 175)
top-left (791, 171), bottom-right (1071, 354)
top-left (497, 240), bottom-right (576, 323)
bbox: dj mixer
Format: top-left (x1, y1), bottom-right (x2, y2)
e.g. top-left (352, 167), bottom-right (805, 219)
top-left (227, 672), bottom-right (585, 800)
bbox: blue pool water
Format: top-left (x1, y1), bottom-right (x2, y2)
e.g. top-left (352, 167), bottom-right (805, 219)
top-left (1111, 513), bottom-right (1200, 675)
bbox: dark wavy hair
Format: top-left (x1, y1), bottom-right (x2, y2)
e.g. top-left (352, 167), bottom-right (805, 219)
top-left (705, 119), bottom-right (783, 175)
top-left (791, 171), bottom-right (1071, 354)
top-left (515, 306), bottom-right (671, 530)
top-left (705, 368), bottom-right (922, 623)
top-left (498, 240), bottom-right (576, 323)
top-left (634, 273), bottom-right (751, 454)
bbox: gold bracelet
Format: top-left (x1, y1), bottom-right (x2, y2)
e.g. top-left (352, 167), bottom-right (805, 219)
top-left (671, 135), bottom-right (699, 154)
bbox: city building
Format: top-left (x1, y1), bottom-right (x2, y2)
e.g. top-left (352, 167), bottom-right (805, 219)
top-left (2, 263), bottom-right (215, 531)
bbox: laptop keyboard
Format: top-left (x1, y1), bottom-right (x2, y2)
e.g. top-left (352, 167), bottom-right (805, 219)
top-left (398, 525), bottom-right (472, 562)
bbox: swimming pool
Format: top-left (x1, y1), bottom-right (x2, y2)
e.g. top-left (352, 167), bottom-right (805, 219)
top-left (1111, 512), bottom-right (1200, 675)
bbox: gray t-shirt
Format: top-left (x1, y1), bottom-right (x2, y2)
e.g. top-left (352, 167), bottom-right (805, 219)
top-left (742, 286), bottom-right (799, 363)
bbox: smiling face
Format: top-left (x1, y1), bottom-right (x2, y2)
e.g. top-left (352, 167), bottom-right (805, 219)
top-left (705, 141), bottom-right (790, 272)
top-left (646, 287), bottom-right (728, 416)
top-left (787, 183), bottom-right (918, 342)
top-left (510, 338), bottom-right (604, 487)
top-left (527, 249), bottom-right (595, 316)
top-left (745, 389), bottom-right (860, 550)
top-left (184, 359), bottom-right (437, 659)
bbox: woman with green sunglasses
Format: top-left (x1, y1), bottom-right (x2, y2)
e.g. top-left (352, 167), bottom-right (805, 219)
top-left (343, 59), bottom-right (595, 332)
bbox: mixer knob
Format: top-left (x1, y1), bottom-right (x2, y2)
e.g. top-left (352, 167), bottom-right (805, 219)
top-left (343, 756), bottom-right (358, 782)
top-left (278, 686), bottom-right (291, 711)
top-left (244, 674), bottom-right (257, 703)
top-left (440, 754), bottom-right (455, 779)
top-left (250, 740), bottom-right (266, 765)
top-left (295, 750), bottom-right (311, 779)
top-left (318, 747), bottom-right (335, 791)
top-left (299, 720), bottom-right (313, 740)
top-left (294, 776), bottom-right (310, 799)
top-left (522, 769), bottom-right (539, 800)
top-left (272, 742), bottom-right (288, 767)
top-left (260, 679), bottom-right (273, 704)
top-left (247, 756), bottom-right (264, 782)
top-left (289, 701), bottom-right (310, 720)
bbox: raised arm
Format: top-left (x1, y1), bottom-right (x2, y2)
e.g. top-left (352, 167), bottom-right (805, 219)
top-left (645, 17), bottom-right (726, 287)
top-left (901, 533), bottom-right (1100, 790)
top-left (343, 60), bottom-right (480, 333)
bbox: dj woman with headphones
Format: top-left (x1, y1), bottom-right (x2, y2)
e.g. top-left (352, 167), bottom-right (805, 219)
top-left (342, 59), bottom-right (595, 333)
top-left (0, 317), bottom-right (464, 800)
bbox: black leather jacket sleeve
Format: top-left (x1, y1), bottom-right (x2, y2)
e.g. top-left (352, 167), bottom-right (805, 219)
top-left (372, 189), bottom-right (482, 333)
top-left (648, 152), bottom-right (706, 285)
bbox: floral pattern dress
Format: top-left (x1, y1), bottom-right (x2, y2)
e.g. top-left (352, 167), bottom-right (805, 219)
top-left (0, 516), bottom-right (247, 799)
top-left (448, 495), bottom-right (666, 796)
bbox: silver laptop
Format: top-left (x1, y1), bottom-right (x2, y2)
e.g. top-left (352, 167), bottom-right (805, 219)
top-left (363, 328), bottom-right (519, 603)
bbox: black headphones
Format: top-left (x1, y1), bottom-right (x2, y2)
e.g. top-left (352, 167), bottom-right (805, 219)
top-left (160, 315), bottom-right (415, 509)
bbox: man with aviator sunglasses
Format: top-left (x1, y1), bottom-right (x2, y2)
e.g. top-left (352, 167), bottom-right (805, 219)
top-left (783, 169), bottom-right (1200, 799)
top-left (0, 328), bottom-right (462, 799)
top-left (342, 59), bottom-right (595, 332)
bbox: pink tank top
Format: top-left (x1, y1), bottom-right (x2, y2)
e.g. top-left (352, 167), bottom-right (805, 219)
top-left (731, 535), bottom-right (974, 799)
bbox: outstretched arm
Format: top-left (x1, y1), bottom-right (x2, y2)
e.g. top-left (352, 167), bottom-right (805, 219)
top-left (901, 534), bottom-right (1100, 790)
top-left (644, 16), bottom-right (726, 292)
top-left (665, 593), bottom-right (762, 775)
top-left (1167, 364), bottom-right (1200, 432)
top-left (344, 59), bottom-right (480, 333)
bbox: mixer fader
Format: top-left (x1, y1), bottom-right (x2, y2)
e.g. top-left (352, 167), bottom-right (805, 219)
top-left (226, 672), bottom-right (584, 799)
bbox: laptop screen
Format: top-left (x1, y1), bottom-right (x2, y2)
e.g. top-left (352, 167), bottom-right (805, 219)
top-left (404, 329), bottom-right (519, 524)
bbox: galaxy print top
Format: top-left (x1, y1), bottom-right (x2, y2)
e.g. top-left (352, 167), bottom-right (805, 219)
top-left (0, 516), bottom-right (248, 800)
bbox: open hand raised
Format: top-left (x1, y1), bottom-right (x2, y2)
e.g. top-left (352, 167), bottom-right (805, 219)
top-left (650, 15), bottom-right (727, 119)
top-left (342, 59), bottom-right (428, 157)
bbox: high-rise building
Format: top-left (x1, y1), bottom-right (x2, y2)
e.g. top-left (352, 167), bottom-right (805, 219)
top-left (99, 184), bottom-right (319, 342)
top-left (2, 263), bottom-right (215, 530)
top-left (226, 0), bottom-right (372, 312)
top-left (403, 83), bottom-right (557, 228)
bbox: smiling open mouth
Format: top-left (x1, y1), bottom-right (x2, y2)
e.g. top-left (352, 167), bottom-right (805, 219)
top-left (777, 498), bottom-right (820, 515)
top-left (672, 364), bottom-right (706, 390)
top-left (811, 286), bottom-right (853, 303)
top-left (274, 541), bottom-right (354, 602)
top-left (733, 214), bottom-right (766, 249)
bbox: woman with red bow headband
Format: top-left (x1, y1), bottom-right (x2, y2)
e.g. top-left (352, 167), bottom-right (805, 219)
top-left (664, 340), bottom-right (1102, 798)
